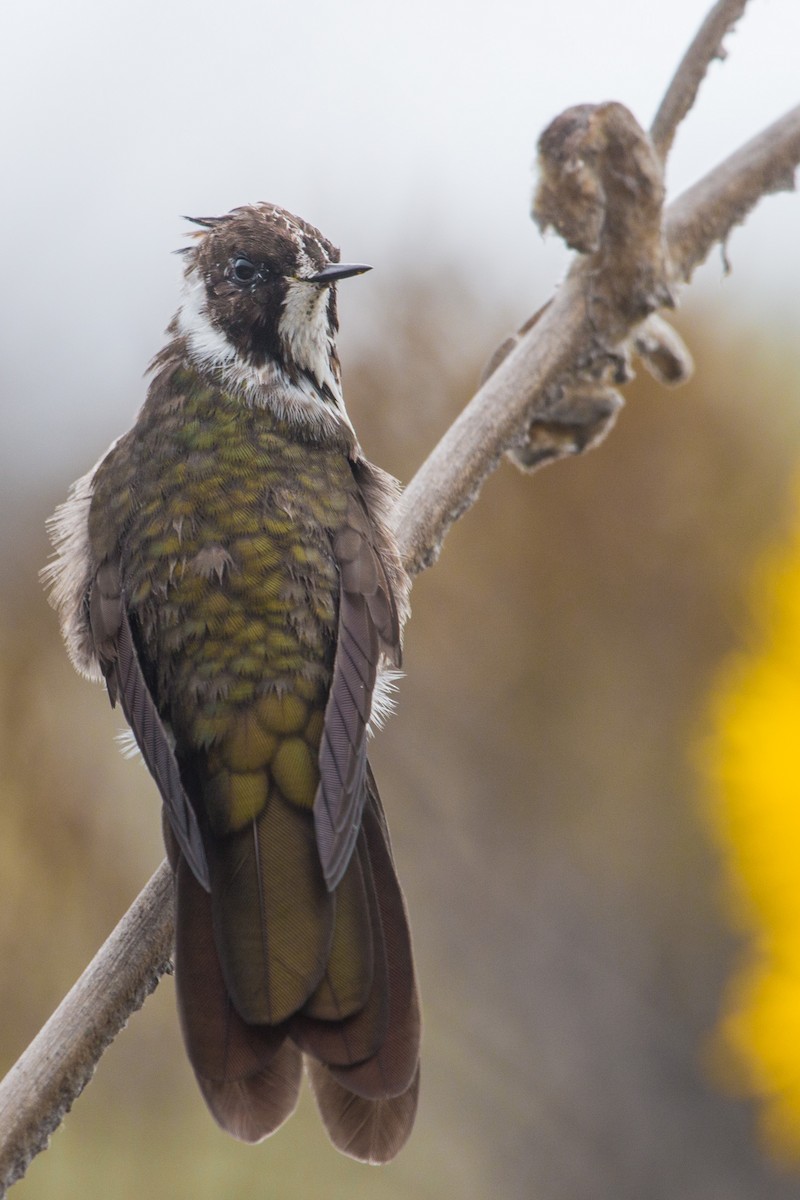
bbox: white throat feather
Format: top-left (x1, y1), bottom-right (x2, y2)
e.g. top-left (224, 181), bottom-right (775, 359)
top-left (175, 271), bottom-right (356, 440)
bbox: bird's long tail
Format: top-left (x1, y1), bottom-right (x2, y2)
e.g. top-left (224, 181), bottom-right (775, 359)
top-left (171, 776), bottom-right (420, 1163)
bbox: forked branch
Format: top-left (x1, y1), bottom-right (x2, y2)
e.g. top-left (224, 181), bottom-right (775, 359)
top-left (395, 99), bottom-right (800, 575)
top-left (667, 104), bottom-right (800, 282)
top-left (650, 0), bottom-right (750, 161)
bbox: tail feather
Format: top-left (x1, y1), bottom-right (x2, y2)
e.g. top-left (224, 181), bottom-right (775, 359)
top-left (290, 834), bottom-right (390, 1066)
top-left (327, 795), bottom-right (420, 1100)
top-left (197, 1040), bottom-right (303, 1144)
top-left (307, 1058), bottom-right (420, 1165)
top-left (209, 789), bottom-right (334, 1025)
top-left (302, 836), bottom-right (374, 1021)
top-left (172, 764), bottom-right (420, 1161)
top-left (174, 854), bottom-right (302, 1142)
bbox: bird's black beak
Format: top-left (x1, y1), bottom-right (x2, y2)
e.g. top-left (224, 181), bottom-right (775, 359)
top-left (307, 263), bottom-right (372, 284)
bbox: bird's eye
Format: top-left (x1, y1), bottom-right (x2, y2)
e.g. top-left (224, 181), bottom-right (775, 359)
top-left (231, 257), bottom-right (257, 284)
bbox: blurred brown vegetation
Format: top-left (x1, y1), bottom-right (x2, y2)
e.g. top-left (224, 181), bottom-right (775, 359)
top-left (3, 279), bottom-right (800, 1198)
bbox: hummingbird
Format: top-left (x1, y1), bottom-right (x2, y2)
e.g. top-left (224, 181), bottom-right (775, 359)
top-left (43, 203), bottom-right (420, 1163)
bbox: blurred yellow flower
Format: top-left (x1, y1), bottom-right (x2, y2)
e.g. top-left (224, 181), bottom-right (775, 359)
top-left (705, 476), bottom-right (800, 1162)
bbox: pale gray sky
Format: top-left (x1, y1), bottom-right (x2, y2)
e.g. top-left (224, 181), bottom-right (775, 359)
top-left (1, 0), bottom-right (798, 491)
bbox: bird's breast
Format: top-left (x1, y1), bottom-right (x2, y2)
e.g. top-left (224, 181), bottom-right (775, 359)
top-left (90, 388), bottom-right (355, 824)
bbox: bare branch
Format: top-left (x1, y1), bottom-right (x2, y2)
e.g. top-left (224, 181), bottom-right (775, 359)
top-left (650, 0), bottom-right (750, 162)
top-left (0, 862), bottom-right (174, 1197)
top-left (666, 104), bottom-right (800, 282)
top-left (3, 45), bottom-right (800, 1200)
top-left (392, 273), bottom-right (588, 571)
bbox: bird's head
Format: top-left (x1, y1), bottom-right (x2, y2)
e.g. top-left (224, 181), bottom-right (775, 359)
top-left (173, 203), bottom-right (371, 430)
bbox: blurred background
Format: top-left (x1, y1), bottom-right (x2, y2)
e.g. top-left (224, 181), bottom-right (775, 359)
top-left (2, 1), bottom-right (800, 1196)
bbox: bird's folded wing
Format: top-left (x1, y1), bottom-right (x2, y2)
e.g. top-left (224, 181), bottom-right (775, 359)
top-left (89, 561), bottom-right (210, 889)
top-left (314, 494), bottom-right (401, 891)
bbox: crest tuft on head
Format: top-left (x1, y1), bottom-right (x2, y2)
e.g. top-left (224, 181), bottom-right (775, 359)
top-left (182, 215), bottom-right (225, 229)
